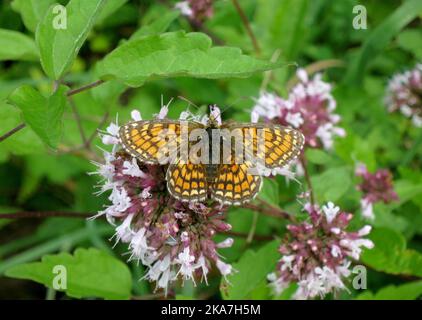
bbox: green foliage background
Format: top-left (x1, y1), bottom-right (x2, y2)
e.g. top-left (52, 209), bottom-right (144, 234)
top-left (0, 0), bottom-right (421, 300)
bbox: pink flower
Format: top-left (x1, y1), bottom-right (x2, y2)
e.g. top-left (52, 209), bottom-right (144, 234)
top-left (385, 64), bottom-right (422, 127)
top-left (355, 164), bottom-right (399, 220)
top-left (268, 202), bottom-right (374, 300)
top-left (175, 0), bottom-right (214, 23)
top-left (90, 104), bottom-right (234, 294)
top-left (252, 69), bottom-right (345, 150)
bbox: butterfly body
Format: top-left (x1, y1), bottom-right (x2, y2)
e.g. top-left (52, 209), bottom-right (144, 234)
top-left (119, 109), bottom-right (304, 205)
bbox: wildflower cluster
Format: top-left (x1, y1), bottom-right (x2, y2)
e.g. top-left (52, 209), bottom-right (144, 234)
top-left (385, 64), bottom-right (422, 127)
top-left (252, 69), bottom-right (345, 150)
top-left (91, 107), bottom-right (233, 294)
top-left (268, 202), bottom-right (374, 300)
top-left (355, 164), bottom-right (399, 220)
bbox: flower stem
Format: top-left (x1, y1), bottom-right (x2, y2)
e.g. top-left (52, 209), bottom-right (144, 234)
top-left (401, 129), bottom-right (422, 166)
top-left (231, 0), bottom-right (261, 55)
top-left (66, 79), bottom-right (105, 97)
top-left (0, 123), bottom-right (26, 143)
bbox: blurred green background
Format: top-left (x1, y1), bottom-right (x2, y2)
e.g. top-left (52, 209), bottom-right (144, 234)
top-left (0, 0), bottom-right (422, 300)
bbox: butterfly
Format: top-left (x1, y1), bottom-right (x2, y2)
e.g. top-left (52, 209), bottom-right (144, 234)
top-left (119, 106), bottom-right (304, 205)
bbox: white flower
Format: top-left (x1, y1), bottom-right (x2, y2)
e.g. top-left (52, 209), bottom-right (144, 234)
top-left (360, 198), bottom-right (375, 220)
top-left (294, 272), bottom-right (325, 300)
top-left (322, 202), bottom-right (340, 224)
top-left (157, 105), bottom-right (169, 119)
top-left (131, 109), bottom-right (142, 121)
top-left (286, 112), bottom-right (304, 128)
top-left (216, 259), bottom-right (233, 280)
top-left (175, 1), bottom-right (193, 17)
top-left (280, 255), bottom-right (295, 271)
top-left (130, 228), bottom-right (154, 263)
top-left (315, 266), bottom-right (346, 292)
top-left (268, 273), bottom-right (290, 296)
top-left (102, 122), bottom-right (120, 145)
top-left (122, 158), bottom-right (146, 177)
top-left (251, 92), bottom-right (282, 121)
top-left (216, 238), bottom-right (234, 248)
top-left (114, 213), bottom-right (134, 243)
top-left (176, 247), bottom-right (197, 284)
top-left (108, 186), bottom-right (132, 213)
top-left (339, 238), bottom-right (374, 260)
top-left (330, 245), bottom-right (342, 258)
top-left (195, 255), bottom-right (209, 284)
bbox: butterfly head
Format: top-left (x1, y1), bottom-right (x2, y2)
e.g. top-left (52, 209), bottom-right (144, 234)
top-left (208, 104), bottom-right (222, 127)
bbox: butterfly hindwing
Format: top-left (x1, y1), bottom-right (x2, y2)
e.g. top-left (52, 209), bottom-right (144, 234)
top-left (166, 161), bottom-right (208, 202)
top-left (211, 162), bottom-right (262, 205)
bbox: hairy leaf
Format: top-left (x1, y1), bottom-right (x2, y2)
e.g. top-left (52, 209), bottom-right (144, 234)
top-left (5, 248), bottom-right (131, 300)
top-left (96, 31), bottom-right (286, 87)
top-left (8, 85), bottom-right (68, 148)
top-left (0, 29), bottom-right (38, 61)
top-left (36, 0), bottom-right (107, 79)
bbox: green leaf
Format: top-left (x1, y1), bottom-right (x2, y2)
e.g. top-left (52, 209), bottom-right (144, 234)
top-left (361, 228), bottom-right (422, 278)
top-left (96, 31), bottom-right (287, 87)
top-left (220, 240), bottom-right (280, 300)
top-left (5, 248), bottom-right (131, 300)
top-left (259, 178), bottom-right (279, 207)
top-left (306, 149), bottom-right (333, 165)
top-left (11, 0), bottom-right (56, 33)
top-left (0, 102), bottom-right (44, 160)
top-left (345, 0), bottom-right (422, 84)
top-left (96, 0), bottom-right (128, 25)
top-left (131, 11), bottom-right (180, 40)
top-left (0, 29), bottom-right (38, 61)
top-left (36, 0), bottom-right (107, 79)
top-left (396, 29), bottom-right (422, 59)
top-left (255, 0), bottom-right (309, 59)
top-left (8, 85), bottom-right (68, 148)
top-left (356, 281), bottom-right (422, 300)
top-left (311, 166), bottom-right (352, 202)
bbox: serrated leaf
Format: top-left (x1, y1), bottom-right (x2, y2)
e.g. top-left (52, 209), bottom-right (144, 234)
top-left (8, 85), bottom-right (68, 148)
top-left (356, 281), bottom-right (422, 300)
top-left (36, 0), bottom-right (107, 79)
top-left (5, 248), bottom-right (131, 300)
top-left (11, 0), bottom-right (56, 33)
top-left (0, 29), bottom-right (38, 61)
top-left (220, 240), bottom-right (280, 300)
top-left (361, 228), bottom-right (422, 278)
top-left (96, 31), bottom-right (286, 87)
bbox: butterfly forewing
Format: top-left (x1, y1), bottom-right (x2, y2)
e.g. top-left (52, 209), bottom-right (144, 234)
top-left (119, 120), bottom-right (204, 164)
top-left (222, 123), bottom-right (305, 169)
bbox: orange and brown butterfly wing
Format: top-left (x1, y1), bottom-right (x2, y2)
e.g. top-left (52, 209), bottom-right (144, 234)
top-left (211, 161), bottom-right (262, 205)
top-left (119, 120), bottom-right (204, 164)
top-left (166, 161), bottom-right (208, 202)
top-left (222, 123), bottom-right (305, 169)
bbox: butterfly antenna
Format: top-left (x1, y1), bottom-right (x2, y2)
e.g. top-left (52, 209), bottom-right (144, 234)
top-left (177, 96), bottom-right (200, 111)
top-left (213, 96), bottom-right (251, 119)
